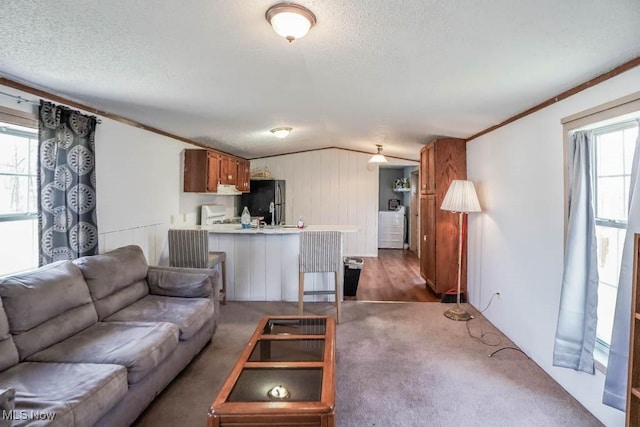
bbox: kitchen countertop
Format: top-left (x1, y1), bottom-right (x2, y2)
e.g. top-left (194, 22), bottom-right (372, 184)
top-left (172, 224), bottom-right (358, 234)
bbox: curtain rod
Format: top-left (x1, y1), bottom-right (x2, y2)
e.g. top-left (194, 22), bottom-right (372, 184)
top-left (0, 90), bottom-right (38, 105)
top-left (0, 90), bottom-right (102, 124)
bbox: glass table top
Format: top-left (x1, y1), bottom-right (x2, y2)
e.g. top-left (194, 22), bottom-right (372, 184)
top-left (228, 368), bottom-right (323, 402)
top-left (262, 317), bottom-right (326, 335)
top-left (248, 339), bottom-right (324, 362)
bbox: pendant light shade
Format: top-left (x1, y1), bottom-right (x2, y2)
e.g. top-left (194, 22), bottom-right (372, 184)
top-left (266, 3), bottom-right (316, 42)
top-left (368, 144), bottom-right (389, 164)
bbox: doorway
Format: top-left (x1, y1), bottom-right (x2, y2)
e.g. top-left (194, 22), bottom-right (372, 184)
top-left (410, 170), bottom-right (419, 254)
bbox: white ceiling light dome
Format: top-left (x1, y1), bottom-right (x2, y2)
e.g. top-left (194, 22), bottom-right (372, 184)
top-left (270, 127), bottom-right (292, 138)
top-left (266, 3), bottom-right (316, 42)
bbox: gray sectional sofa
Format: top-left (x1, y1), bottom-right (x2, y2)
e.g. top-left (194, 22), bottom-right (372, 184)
top-left (0, 245), bottom-right (220, 427)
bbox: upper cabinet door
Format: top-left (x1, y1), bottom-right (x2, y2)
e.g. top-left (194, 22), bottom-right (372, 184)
top-left (219, 154), bottom-right (238, 185)
top-left (206, 151), bottom-right (220, 192)
top-left (237, 159), bottom-right (250, 192)
top-left (184, 149), bottom-right (208, 192)
top-left (426, 142), bottom-right (436, 194)
top-left (420, 146), bottom-right (428, 195)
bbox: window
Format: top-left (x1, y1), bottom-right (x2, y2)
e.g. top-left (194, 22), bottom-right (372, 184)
top-left (592, 120), bottom-right (639, 359)
top-left (0, 109), bottom-right (39, 275)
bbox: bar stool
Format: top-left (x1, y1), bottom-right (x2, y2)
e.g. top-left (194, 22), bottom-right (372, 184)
top-left (168, 229), bottom-right (227, 304)
top-left (298, 231), bottom-right (342, 324)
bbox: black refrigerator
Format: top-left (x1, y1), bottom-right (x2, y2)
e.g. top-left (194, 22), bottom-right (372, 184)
top-left (240, 180), bottom-right (286, 226)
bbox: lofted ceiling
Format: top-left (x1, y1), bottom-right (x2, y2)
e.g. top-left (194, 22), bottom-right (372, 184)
top-left (1, 0), bottom-right (639, 161)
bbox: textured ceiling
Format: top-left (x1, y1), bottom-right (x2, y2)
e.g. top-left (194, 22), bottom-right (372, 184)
top-left (1, 0), bottom-right (639, 161)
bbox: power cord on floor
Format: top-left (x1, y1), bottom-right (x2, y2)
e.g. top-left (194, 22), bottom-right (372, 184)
top-left (489, 347), bottom-right (529, 358)
top-left (465, 293), bottom-right (502, 346)
top-left (464, 292), bottom-right (529, 359)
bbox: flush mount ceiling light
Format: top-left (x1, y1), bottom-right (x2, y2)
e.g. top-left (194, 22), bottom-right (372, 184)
top-left (270, 127), bottom-right (292, 138)
top-left (368, 144), bottom-right (389, 163)
top-left (265, 3), bottom-right (316, 42)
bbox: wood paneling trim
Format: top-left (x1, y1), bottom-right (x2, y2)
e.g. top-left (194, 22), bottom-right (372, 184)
top-left (466, 56), bottom-right (640, 142)
top-left (0, 77), bottom-right (243, 159)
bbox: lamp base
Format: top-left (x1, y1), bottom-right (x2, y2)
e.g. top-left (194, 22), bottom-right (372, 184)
top-left (444, 306), bottom-right (472, 321)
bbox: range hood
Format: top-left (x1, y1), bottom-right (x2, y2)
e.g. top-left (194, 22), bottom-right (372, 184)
top-left (215, 184), bottom-right (242, 195)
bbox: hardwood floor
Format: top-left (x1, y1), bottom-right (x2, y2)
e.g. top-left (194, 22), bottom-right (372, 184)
top-left (346, 249), bottom-right (440, 302)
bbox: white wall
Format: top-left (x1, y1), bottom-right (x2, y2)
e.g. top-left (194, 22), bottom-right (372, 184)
top-left (94, 122), bottom-right (239, 265)
top-left (466, 66), bottom-right (640, 426)
top-left (0, 84), bottom-right (240, 266)
top-left (250, 149), bottom-right (382, 257)
top-left (379, 168), bottom-right (405, 211)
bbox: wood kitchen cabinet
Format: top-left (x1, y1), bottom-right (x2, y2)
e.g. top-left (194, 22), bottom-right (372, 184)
top-left (419, 142), bottom-right (435, 195)
top-left (419, 138), bottom-right (467, 295)
top-left (219, 154), bottom-right (238, 186)
top-left (626, 234), bottom-right (640, 426)
top-left (184, 149), bottom-right (220, 193)
top-left (184, 149), bottom-right (250, 193)
top-left (237, 158), bottom-right (250, 192)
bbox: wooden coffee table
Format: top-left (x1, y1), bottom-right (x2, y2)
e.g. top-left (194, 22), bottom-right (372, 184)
top-left (208, 315), bottom-right (336, 427)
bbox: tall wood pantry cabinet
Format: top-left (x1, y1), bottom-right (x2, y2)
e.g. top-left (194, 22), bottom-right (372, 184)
top-left (626, 234), bottom-right (640, 426)
top-left (419, 138), bottom-right (467, 295)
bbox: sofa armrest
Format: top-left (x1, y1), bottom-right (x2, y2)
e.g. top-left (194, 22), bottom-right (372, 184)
top-left (147, 266), bottom-right (218, 299)
top-left (0, 387), bottom-right (15, 415)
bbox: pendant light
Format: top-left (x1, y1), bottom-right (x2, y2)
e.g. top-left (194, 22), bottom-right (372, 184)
top-left (368, 144), bottom-right (389, 164)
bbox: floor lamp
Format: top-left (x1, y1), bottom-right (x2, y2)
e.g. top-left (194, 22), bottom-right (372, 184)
top-left (440, 180), bottom-right (481, 321)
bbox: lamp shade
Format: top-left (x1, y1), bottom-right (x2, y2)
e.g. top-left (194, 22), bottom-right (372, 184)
top-left (440, 180), bottom-right (481, 213)
top-left (368, 144), bottom-right (389, 163)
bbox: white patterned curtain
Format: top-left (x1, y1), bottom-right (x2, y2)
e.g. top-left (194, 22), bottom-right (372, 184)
top-left (37, 101), bottom-right (98, 265)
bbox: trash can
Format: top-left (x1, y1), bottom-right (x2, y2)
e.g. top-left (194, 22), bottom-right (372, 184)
top-left (343, 257), bottom-right (364, 296)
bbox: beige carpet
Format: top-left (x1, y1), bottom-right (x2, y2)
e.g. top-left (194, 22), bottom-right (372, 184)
top-left (133, 301), bottom-right (603, 427)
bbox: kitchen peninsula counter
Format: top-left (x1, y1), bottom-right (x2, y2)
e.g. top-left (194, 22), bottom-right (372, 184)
top-left (170, 225), bottom-right (358, 302)
top-left (184, 224), bottom-right (358, 234)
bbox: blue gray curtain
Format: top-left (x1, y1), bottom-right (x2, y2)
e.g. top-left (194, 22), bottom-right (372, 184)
top-left (553, 130), bottom-right (599, 373)
top-left (604, 122), bottom-right (640, 411)
top-left (38, 101), bottom-right (98, 265)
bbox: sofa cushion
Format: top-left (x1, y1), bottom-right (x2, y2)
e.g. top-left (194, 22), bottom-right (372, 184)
top-left (74, 245), bottom-right (150, 319)
top-left (0, 299), bottom-right (18, 372)
top-left (0, 261), bottom-right (98, 360)
top-left (146, 268), bottom-right (212, 298)
top-left (0, 362), bottom-right (127, 427)
top-left (105, 295), bottom-right (213, 340)
top-left (27, 322), bottom-right (179, 384)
